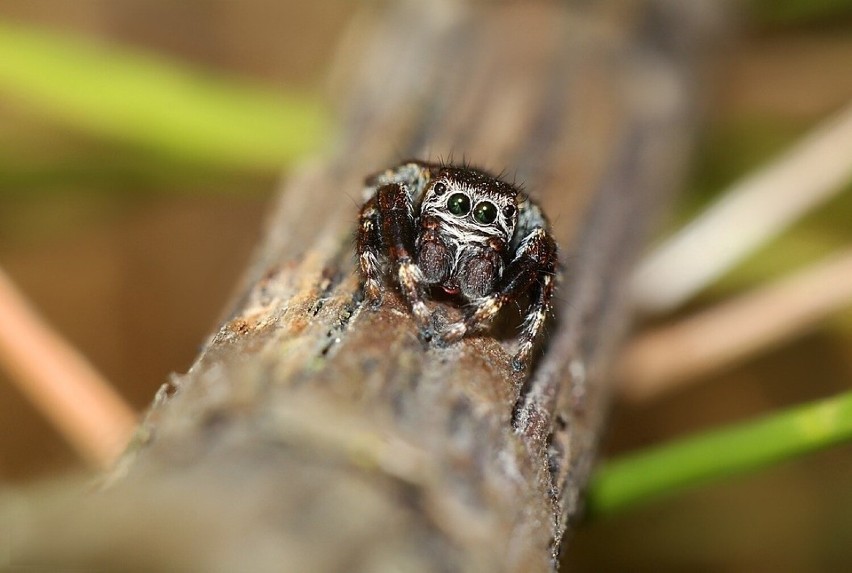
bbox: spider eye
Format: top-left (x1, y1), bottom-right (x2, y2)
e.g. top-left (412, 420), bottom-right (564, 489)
top-left (502, 204), bottom-right (516, 218)
top-left (433, 182), bottom-right (447, 196)
top-left (447, 193), bottom-right (471, 216)
top-left (473, 201), bottom-right (498, 225)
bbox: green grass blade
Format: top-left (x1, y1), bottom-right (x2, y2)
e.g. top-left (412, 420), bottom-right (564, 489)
top-left (587, 390), bottom-right (852, 517)
top-left (0, 21), bottom-right (329, 170)
top-left (750, 0), bottom-right (852, 25)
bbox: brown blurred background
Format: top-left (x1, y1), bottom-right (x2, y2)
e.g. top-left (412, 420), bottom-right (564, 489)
top-left (0, 2), bottom-right (850, 571)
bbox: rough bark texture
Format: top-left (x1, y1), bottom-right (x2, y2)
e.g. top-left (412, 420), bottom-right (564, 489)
top-left (4, 1), bottom-right (718, 571)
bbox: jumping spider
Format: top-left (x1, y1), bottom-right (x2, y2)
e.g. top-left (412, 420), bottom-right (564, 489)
top-left (357, 160), bottom-right (558, 370)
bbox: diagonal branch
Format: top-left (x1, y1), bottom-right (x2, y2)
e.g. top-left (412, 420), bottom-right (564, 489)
top-left (2, 2), bottom-right (717, 571)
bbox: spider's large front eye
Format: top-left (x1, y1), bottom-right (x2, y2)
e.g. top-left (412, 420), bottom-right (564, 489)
top-left (473, 201), bottom-right (498, 225)
top-left (447, 193), bottom-right (471, 216)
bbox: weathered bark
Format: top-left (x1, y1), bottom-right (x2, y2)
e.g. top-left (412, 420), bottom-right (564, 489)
top-left (3, 1), bottom-right (717, 571)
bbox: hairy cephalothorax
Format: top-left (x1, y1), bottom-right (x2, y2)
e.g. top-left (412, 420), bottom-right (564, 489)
top-left (357, 160), bottom-right (558, 370)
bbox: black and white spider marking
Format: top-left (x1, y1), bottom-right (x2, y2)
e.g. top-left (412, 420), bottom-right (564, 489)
top-left (357, 160), bottom-right (558, 370)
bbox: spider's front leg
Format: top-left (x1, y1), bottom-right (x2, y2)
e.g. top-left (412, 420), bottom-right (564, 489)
top-left (441, 228), bottom-right (557, 371)
top-left (357, 194), bottom-right (383, 304)
top-left (358, 182), bottom-right (432, 332)
top-left (512, 259), bottom-right (557, 370)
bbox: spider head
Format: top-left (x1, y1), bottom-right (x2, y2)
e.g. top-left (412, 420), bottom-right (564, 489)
top-left (417, 167), bottom-right (519, 299)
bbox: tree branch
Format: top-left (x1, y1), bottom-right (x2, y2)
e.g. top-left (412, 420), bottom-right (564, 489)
top-left (2, 1), bottom-right (718, 571)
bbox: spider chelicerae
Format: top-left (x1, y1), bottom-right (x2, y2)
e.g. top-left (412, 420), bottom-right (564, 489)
top-left (357, 160), bottom-right (558, 370)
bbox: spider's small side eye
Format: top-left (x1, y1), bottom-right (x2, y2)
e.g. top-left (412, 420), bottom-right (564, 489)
top-left (502, 204), bottom-right (516, 218)
top-left (447, 193), bottom-right (471, 216)
top-left (433, 182), bottom-right (447, 196)
top-left (473, 201), bottom-right (498, 225)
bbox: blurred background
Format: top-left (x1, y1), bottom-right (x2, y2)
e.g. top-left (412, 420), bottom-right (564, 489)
top-left (0, 1), bottom-right (850, 571)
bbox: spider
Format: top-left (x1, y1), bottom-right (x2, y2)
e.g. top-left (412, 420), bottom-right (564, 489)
top-left (357, 160), bottom-right (558, 370)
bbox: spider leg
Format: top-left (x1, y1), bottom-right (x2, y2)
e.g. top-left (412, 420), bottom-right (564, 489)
top-left (442, 228), bottom-right (557, 370)
top-left (512, 266), bottom-right (556, 370)
top-left (356, 195), bottom-right (383, 305)
top-left (375, 182), bottom-right (431, 330)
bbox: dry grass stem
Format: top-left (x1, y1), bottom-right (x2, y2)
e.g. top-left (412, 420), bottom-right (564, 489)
top-left (632, 101), bottom-right (852, 314)
top-left (621, 248), bottom-right (852, 402)
top-left (0, 269), bottom-right (137, 468)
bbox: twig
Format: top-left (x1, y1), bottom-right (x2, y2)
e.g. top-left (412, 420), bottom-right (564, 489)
top-left (620, 248), bottom-right (852, 402)
top-left (0, 268), bottom-right (136, 469)
top-left (0, 2), bottom-right (715, 570)
top-left (632, 101), bottom-right (852, 314)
